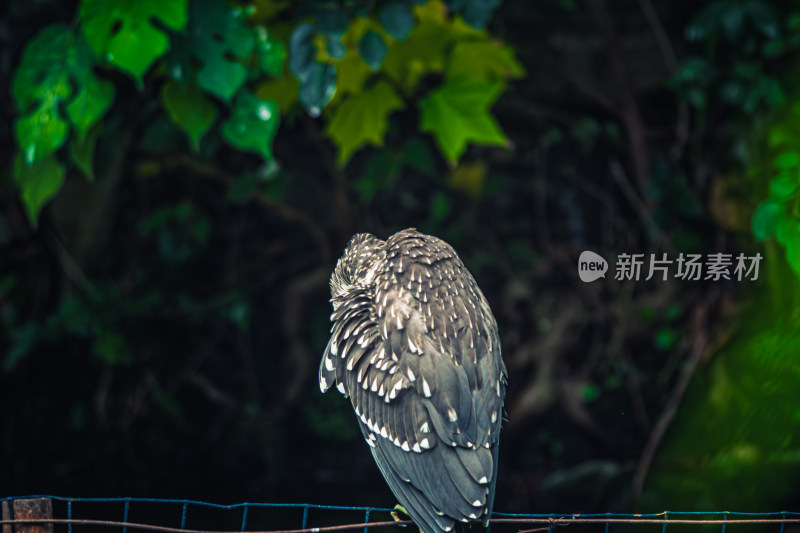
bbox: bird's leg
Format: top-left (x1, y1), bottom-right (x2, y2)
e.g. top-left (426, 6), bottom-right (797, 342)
top-left (390, 504), bottom-right (409, 523)
top-left (390, 505), bottom-right (422, 533)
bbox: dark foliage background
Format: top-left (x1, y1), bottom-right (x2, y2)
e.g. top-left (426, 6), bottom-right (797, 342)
top-left (2, 0), bottom-right (800, 519)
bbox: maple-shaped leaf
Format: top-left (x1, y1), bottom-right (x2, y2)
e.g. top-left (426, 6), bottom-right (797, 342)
top-left (333, 51), bottom-right (372, 97)
top-left (326, 80), bottom-right (405, 165)
top-left (418, 78), bottom-right (508, 163)
top-left (382, 17), bottom-right (450, 94)
top-left (322, 17), bottom-right (376, 106)
top-left (12, 24), bottom-right (114, 163)
top-left (80, 0), bottom-right (188, 83)
top-left (447, 41), bottom-right (525, 82)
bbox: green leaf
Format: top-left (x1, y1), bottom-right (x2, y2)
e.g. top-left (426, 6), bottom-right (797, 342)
top-left (769, 172), bottom-right (799, 200)
top-left (15, 103), bottom-right (69, 166)
top-left (379, 1), bottom-right (415, 40)
top-left (787, 229), bottom-right (800, 275)
top-left (289, 24), bottom-right (317, 76)
top-left (685, 2), bottom-right (727, 41)
top-left (775, 215), bottom-right (794, 246)
top-left (80, 0), bottom-right (188, 83)
top-left (581, 383), bottom-right (601, 402)
top-left (418, 78), bottom-right (508, 162)
top-left (18, 24), bottom-right (75, 101)
top-left (359, 31), bottom-right (388, 70)
top-left (382, 16), bottom-right (450, 94)
top-left (686, 0), bottom-right (777, 41)
top-left (263, 172), bottom-right (286, 202)
top-left (774, 152), bottom-right (799, 169)
top-left (332, 51), bottom-right (372, 97)
top-left (448, 0), bottom-right (502, 29)
top-left (66, 74), bottom-right (115, 139)
top-left (326, 36), bottom-right (346, 59)
top-left (191, 0), bottom-right (255, 101)
top-left (326, 80), bottom-right (405, 165)
top-left (447, 41), bottom-right (525, 82)
top-left (161, 79), bottom-right (218, 150)
top-left (13, 155), bottom-right (66, 224)
top-left (221, 91), bottom-right (280, 161)
top-left (255, 74), bottom-right (299, 111)
top-left (314, 5), bottom-right (356, 38)
top-left (654, 327), bottom-right (679, 351)
top-left (255, 27), bottom-right (287, 76)
top-left (752, 201), bottom-right (783, 241)
top-left (298, 63), bottom-right (337, 117)
top-left (290, 23), bottom-right (337, 116)
top-left (69, 125), bottom-right (101, 181)
top-left (12, 24), bottom-right (114, 162)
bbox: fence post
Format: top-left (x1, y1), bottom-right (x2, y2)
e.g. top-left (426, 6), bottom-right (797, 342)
top-left (1, 500), bottom-right (8, 533)
top-left (2, 498), bottom-right (53, 533)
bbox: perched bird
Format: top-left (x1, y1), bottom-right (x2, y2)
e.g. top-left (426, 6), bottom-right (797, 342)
top-left (319, 228), bottom-right (507, 533)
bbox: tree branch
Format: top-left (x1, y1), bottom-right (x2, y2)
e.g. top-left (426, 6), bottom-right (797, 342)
top-left (632, 287), bottom-right (717, 499)
top-left (159, 155), bottom-right (332, 266)
top-left (588, 0), bottom-right (651, 195)
top-left (609, 159), bottom-right (672, 251)
top-left (303, 116), bottom-right (353, 244)
top-left (636, 0), bottom-right (690, 157)
top-left (276, 266), bottom-right (329, 420)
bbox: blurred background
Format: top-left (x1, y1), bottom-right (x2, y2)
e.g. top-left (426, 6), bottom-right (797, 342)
top-left (1, 0), bottom-right (800, 518)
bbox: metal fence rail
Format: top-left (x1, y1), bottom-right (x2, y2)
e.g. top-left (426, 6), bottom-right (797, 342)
top-left (2, 496), bottom-right (799, 533)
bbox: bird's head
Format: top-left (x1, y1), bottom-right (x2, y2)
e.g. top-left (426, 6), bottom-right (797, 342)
top-left (329, 232), bottom-right (385, 301)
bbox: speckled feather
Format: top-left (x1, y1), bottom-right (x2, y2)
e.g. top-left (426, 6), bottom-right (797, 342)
top-left (319, 228), bottom-right (507, 533)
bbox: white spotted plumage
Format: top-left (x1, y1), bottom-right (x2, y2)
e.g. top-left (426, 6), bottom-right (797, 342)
top-left (318, 229), bottom-right (507, 533)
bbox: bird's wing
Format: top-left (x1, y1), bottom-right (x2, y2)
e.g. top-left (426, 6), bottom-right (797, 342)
top-left (374, 231), bottom-right (507, 530)
top-left (319, 281), bottom-right (461, 533)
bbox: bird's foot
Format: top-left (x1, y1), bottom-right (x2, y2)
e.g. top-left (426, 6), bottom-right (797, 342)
top-left (390, 504), bottom-right (409, 523)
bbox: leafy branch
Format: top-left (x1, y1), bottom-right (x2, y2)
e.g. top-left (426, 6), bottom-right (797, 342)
top-left (9, 0), bottom-right (524, 225)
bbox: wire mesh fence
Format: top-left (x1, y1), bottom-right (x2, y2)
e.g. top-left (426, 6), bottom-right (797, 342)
top-left (1, 496), bottom-right (799, 533)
